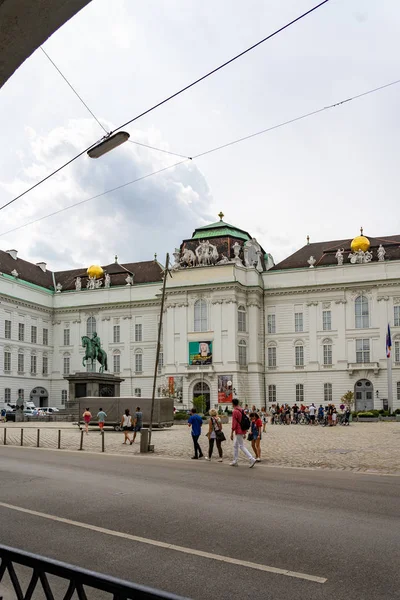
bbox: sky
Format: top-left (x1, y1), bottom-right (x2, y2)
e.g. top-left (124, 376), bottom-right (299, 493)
top-left (0, 0), bottom-right (399, 270)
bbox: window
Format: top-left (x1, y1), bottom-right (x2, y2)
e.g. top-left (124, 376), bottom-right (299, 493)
top-left (113, 353), bottom-right (121, 373)
top-left (31, 326), bottom-right (37, 344)
top-left (355, 296), bottom-right (369, 328)
top-left (63, 329), bottom-right (70, 346)
top-left (30, 354), bottom-right (37, 374)
top-left (18, 323), bottom-right (24, 341)
top-left (268, 346), bottom-right (277, 367)
top-left (295, 344), bottom-right (304, 366)
top-left (135, 323), bottom-right (143, 342)
top-left (4, 351), bottom-right (11, 372)
top-left (356, 339), bottom-right (370, 363)
top-left (134, 388), bottom-right (142, 397)
top-left (87, 316), bottom-right (96, 337)
top-left (295, 312), bottom-right (303, 332)
top-left (5, 388), bottom-right (11, 403)
top-left (395, 340), bottom-right (400, 363)
top-left (296, 384), bottom-right (304, 403)
top-left (323, 310), bottom-right (331, 331)
top-left (267, 314), bottom-right (276, 334)
top-left (18, 352), bottom-right (24, 373)
top-left (135, 351), bottom-right (143, 373)
top-left (397, 382), bottom-right (400, 401)
top-left (268, 384), bottom-right (276, 403)
top-left (63, 356), bottom-right (70, 375)
top-left (324, 383), bottom-right (332, 403)
top-left (194, 299), bottom-right (207, 332)
top-left (395, 306), bottom-right (400, 327)
top-left (158, 351), bottom-right (163, 375)
top-left (238, 305), bottom-right (246, 332)
top-left (5, 320), bottom-right (11, 339)
top-left (43, 328), bottom-right (48, 345)
top-left (42, 355), bottom-right (48, 375)
top-left (113, 325), bottom-right (120, 343)
top-left (61, 390), bottom-right (68, 405)
top-left (238, 340), bottom-right (247, 366)
top-left (323, 342), bottom-right (332, 365)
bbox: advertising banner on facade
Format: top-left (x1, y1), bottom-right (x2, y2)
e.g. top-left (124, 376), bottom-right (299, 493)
top-left (168, 376), bottom-right (183, 402)
top-left (188, 341), bottom-right (213, 365)
top-left (218, 375), bottom-right (233, 403)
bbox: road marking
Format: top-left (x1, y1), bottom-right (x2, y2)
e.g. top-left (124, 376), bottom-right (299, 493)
top-left (0, 501), bottom-right (326, 584)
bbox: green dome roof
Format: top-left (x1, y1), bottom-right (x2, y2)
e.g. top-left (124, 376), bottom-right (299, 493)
top-left (192, 219), bottom-right (251, 242)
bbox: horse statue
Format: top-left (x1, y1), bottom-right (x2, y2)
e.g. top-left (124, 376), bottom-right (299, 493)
top-left (81, 335), bottom-right (108, 373)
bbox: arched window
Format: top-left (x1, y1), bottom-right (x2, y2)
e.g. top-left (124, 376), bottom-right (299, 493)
top-left (87, 316), bottom-right (96, 336)
top-left (135, 349), bottom-right (143, 373)
top-left (238, 305), bottom-right (246, 332)
top-left (238, 340), bottom-right (247, 366)
top-left (322, 338), bottom-right (332, 365)
top-left (295, 342), bottom-right (304, 367)
top-left (355, 296), bottom-right (369, 329)
top-left (267, 343), bottom-right (277, 367)
top-left (324, 383), bottom-right (332, 403)
top-left (194, 299), bottom-right (207, 332)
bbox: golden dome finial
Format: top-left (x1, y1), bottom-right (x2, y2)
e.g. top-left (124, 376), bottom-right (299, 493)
top-left (351, 228), bottom-right (370, 253)
top-left (87, 264), bottom-right (104, 279)
top-left (218, 211), bottom-right (224, 221)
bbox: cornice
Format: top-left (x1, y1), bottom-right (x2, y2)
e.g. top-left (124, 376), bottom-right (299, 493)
top-left (54, 300), bottom-right (160, 315)
top-left (0, 294), bottom-right (53, 315)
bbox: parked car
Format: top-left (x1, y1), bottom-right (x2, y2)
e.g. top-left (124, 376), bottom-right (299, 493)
top-left (40, 407), bottom-right (60, 414)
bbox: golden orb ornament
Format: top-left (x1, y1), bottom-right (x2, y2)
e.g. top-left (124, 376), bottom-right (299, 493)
top-left (351, 236), bottom-right (370, 253)
top-left (87, 264), bottom-right (104, 279)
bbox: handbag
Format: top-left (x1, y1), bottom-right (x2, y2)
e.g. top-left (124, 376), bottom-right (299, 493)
top-left (247, 432), bottom-right (254, 441)
top-left (212, 417), bottom-right (226, 442)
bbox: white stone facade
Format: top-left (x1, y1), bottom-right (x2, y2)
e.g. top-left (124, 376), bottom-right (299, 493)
top-left (1, 238), bottom-right (400, 411)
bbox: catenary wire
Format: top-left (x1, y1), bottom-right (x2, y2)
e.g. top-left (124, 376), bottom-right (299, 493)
top-left (40, 46), bottom-right (190, 159)
top-left (0, 0), bottom-right (330, 214)
top-left (0, 76), bottom-right (399, 239)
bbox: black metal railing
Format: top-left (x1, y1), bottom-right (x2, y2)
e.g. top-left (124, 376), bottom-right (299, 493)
top-left (0, 545), bottom-right (189, 600)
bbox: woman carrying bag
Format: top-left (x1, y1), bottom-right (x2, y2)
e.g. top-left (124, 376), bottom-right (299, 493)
top-left (249, 412), bottom-right (263, 462)
top-left (205, 409), bottom-right (225, 462)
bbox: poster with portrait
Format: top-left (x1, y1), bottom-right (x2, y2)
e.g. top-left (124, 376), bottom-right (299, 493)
top-left (218, 375), bottom-right (233, 403)
top-left (188, 341), bottom-right (213, 365)
top-left (168, 376), bottom-right (183, 402)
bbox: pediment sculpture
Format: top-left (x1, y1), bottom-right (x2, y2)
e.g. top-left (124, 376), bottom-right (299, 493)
top-left (195, 239), bottom-right (219, 266)
top-left (243, 239), bottom-right (262, 271)
top-left (348, 249), bottom-right (373, 264)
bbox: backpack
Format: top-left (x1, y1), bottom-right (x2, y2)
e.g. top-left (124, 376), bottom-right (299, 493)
top-left (239, 409), bottom-right (251, 431)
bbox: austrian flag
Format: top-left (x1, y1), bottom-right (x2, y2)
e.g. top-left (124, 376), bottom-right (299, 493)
top-left (386, 324), bottom-right (392, 358)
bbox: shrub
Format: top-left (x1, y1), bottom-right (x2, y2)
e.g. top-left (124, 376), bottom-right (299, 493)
top-left (369, 410), bottom-right (380, 417)
top-left (357, 412), bottom-right (377, 418)
top-left (193, 395), bottom-right (206, 414)
top-left (174, 412), bottom-right (188, 420)
top-left (394, 409), bottom-right (400, 415)
top-left (351, 411), bottom-right (358, 418)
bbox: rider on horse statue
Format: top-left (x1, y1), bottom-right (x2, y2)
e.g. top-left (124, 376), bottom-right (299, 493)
top-left (82, 332), bottom-right (108, 373)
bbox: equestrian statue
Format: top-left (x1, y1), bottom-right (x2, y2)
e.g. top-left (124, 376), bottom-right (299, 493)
top-left (81, 332), bottom-right (108, 373)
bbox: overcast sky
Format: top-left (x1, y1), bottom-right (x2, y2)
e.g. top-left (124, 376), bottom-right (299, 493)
top-left (0, 0), bottom-right (399, 269)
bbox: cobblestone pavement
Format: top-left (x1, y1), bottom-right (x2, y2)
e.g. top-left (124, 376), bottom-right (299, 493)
top-left (1, 421), bottom-right (399, 474)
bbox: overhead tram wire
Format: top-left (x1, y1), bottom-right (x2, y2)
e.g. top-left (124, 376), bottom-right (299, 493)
top-left (1, 75), bottom-right (399, 239)
top-left (0, 0), bottom-right (330, 214)
top-left (40, 46), bottom-right (190, 159)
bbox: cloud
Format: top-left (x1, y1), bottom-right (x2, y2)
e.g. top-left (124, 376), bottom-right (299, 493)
top-left (0, 119), bottom-right (214, 268)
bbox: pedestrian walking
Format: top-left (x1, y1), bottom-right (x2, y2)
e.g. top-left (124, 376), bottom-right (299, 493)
top-left (121, 409), bottom-right (133, 444)
top-left (230, 398), bottom-right (256, 468)
top-left (82, 408), bottom-right (92, 435)
top-left (249, 412), bottom-right (263, 462)
top-left (205, 409), bottom-right (225, 462)
top-left (188, 408), bottom-right (204, 459)
top-left (132, 406), bottom-right (143, 443)
top-left (97, 408), bottom-right (107, 433)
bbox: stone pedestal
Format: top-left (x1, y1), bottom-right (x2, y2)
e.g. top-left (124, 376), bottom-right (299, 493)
top-left (64, 372), bottom-right (125, 403)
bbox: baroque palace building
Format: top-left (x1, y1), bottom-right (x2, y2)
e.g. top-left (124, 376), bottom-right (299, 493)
top-left (1, 214), bottom-right (400, 412)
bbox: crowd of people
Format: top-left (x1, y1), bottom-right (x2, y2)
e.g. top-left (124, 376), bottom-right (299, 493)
top-left (81, 406), bottom-right (143, 445)
top-left (269, 403), bottom-right (351, 426)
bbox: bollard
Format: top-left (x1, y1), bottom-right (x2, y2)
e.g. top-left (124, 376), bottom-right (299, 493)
top-left (79, 430), bottom-right (84, 451)
top-left (4, 428), bottom-right (6, 446)
top-left (37, 429), bottom-right (40, 448)
top-left (20, 429), bottom-right (24, 447)
top-left (101, 431), bottom-right (105, 453)
top-left (140, 428), bottom-right (149, 453)
top-left (58, 430), bottom-right (61, 450)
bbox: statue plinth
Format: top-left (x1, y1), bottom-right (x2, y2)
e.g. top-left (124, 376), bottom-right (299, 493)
top-left (64, 372), bottom-right (125, 403)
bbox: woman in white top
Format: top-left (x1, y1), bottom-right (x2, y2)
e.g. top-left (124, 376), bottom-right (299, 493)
top-left (205, 409), bottom-right (225, 462)
top-left (121, 409), bottom-right (133, 445)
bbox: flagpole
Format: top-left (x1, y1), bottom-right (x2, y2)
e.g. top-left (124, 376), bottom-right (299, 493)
top-left (387, 354), bottom-right (393, 412)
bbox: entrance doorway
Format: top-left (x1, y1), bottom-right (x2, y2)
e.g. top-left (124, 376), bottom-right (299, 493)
top-left (193, 381), bottom-right (210, 412)
top-left (30, 387), bottom-right (49, 407)
top-left (354, 379), bottom-right (374, 412)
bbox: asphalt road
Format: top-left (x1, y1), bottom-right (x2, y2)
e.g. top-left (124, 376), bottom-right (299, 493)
top-left (0, 447), bottom-right (399, 600)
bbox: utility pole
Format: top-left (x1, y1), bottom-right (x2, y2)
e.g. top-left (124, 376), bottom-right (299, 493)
top-left (148, 253), bottom-right (170, 449)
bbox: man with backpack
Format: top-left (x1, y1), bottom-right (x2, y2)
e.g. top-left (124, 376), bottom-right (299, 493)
top-left (230, 398), bottom-right (256, 468)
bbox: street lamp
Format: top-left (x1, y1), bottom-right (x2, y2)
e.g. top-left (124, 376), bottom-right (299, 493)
top-left (87, 132), bottom-right (130, 159)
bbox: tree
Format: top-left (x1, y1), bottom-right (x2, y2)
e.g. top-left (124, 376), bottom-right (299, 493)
top-left (193, 395), bottom-right (206, 414)
top-left (341, 390), bottom-right (354, 410)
